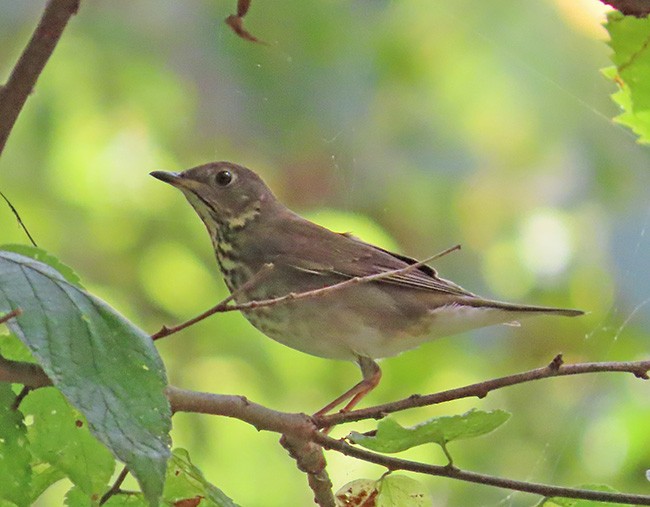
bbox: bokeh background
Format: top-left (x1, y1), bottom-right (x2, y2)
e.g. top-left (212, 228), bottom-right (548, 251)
top-left (1, 0), bottom-right (649, 505)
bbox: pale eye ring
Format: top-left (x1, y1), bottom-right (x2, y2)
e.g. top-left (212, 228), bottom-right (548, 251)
top-left (215, 169), bottom-right (233, 186)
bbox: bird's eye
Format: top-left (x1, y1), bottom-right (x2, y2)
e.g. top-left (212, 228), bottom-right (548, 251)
top-left (215, 169), bottom-right (233, 186)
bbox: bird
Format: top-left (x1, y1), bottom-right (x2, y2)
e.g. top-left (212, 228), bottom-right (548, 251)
top-left (150, 162), bottom-right (584, 416)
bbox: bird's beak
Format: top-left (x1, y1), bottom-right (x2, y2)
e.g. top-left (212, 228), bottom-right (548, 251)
top-left (150, 171), bottom-right (182, 186)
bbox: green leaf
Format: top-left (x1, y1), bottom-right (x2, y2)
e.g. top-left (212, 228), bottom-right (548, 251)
top-left (64, 486), bottom-right (93, 507)
top-left (0, 332), bottom-right (34, 363)
top-left (377, 475), bottom-right (432, 507)
top-left (604, 11), bottom-right (650, 143)
top-left (0, 384), bottom-right (31, 507)
top-left (29, 464), bottom-right (66, 503)
top-left (22, 389), bottom-right (115, 500)
top-left (335, 479), bottom-right (377, 507)
top-left (335, 475), bottom-right (432, 507)
top-left (0, 250), bottom-right (172, 506)
top-left (103, 495), bottom-right (148, 506)
top-left (0, 245), bottom-right (83, 287)
top-left (348, 409), bottom-right (510, 453)
top-left (163, 448), bottom-right (239, 507)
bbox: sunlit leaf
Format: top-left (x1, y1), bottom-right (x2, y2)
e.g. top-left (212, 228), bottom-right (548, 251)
top-left (348, 409), bottom-right (510, 453)
top-left (335, 475), bottom-right (432, 507)
top-left (163, 448), bottom-right (239, 507)
top-left (605, 11), bottom-right (650, 143)
top-left (29, 463), bottom-right (66, 504)
top-left (64, 486), bottom-right (93, 507)
top-left (377, 475), bottom-right (432, 507)
top-left (0, 251), bottom-right (171, 506)
top-left (22, 389), bottom-right (115, 500)
top-left (103, 495), bottom-right (149, 506)
top-left (0, 332), bottom-right (34, 363)
top-left (335, 478), bottom-right (378, 507)
top-left (0, 384), bottom-right (31, 507)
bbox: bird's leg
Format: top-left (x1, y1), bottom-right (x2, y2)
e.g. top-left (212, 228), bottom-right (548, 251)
top-left (313, 356), bottom-right (382, 418)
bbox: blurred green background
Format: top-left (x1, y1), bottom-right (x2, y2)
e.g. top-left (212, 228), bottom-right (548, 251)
top-left (1, 0), bottom-right (649, 505)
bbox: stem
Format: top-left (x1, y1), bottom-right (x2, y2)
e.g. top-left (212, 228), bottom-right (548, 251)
top-left (151, 263), bottom-right (275, 340)
top-left (219, 244), bottom-right (461, 314)
top-left (99, 466), bottom-right (129, 505)
top-left (0, 0), bottom-right (80, 156)
top-left (152, 245), bottom-right (460, 340)
top-left (317, 355), bottom-right (650, 428)
top-left (0, 308), bottom-right (22, 325)
top-left (314, 432), bottom-right (650, 505)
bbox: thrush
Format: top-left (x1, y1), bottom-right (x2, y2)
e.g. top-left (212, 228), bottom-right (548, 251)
top-left (151, 162), bottom-right (583, 416)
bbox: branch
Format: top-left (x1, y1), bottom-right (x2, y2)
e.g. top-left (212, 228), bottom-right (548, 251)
top-left (0, 355), bottom-right (51, 388)
top-left (281, 435), bottom-right (335, 507)
top-left (151, 263), bottom-right (275, 340)
top-left (0, 310), bottom-right (50, 387)
top-left (0, 308), bottom-right (22, 325)
top-left (168, 386), bottom-right (335, 507)
top-left (316, 354), bottom-right (650, 428)
top-left (166, 385), bottom-right (314, 436)
top-left (3, 356), bottom-right (650, 505)
top-left (0, 0), bottom-right (80, 156)
top-left (313, 432), bottom-right (650, 506)
top-left (223, 244), bottom-right (460, 314)
top-left (600, 0), bottom-right (650, 16)
top-left (99, 466), bottom-right (129, 506)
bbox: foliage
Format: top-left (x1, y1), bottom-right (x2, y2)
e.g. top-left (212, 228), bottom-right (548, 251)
top-left (605, 11), bottom-right (650, 143)
top-left (0, 250), bottom-right (171, 505)
top-left (348, 409), bottom-right (510, 457)
top-left (335, 475), bottom-right (432, 507)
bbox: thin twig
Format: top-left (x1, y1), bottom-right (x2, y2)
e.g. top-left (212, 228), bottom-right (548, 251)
top-left (151, 262), bottom-right (275, 340)
top-left (0, 308), bottom-right (22, 325)
top-left (0, 0), bottom-right (80, 156)
top-left (11, 386), bottom-right (32, 411)
top-left (600, 0), bottom-right (650, 16)
top-left (313, 432), bottom-right (650, 506)
top-left (225, 0), bottom-right (268, 45)
top-left (316, 355), bottom-right (650, 428)
top-left (219, 244), bottom-right (461, 314)
top-left (0, 192), bottom-right (38, 247)
top-left (152, 245), bottom-right (458, 340)
top-left (99, 466), bottom-right (129, 505)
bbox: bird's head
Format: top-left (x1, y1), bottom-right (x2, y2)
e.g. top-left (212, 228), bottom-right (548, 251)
top-left (151, 162), bottom-right (278, 232)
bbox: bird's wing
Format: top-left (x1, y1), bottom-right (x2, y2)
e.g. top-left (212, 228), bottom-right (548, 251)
top-left (276, 216), bottom-right (477, 297)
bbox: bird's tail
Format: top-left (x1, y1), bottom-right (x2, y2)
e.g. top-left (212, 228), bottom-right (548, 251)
top-left (466, 298), bottom-right (585, 317)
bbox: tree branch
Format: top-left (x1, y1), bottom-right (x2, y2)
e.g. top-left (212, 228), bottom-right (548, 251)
top-left (281, 434), bottom-right (335, 507)
top-left (0, 355), bottom-right (51, 388)
top-left (315, 354), bottom-right (650, 428)
top-left (313, 432), bottom-right (650, 506)
top-left (167, 386), bottom-right (335, 507)
top-left (0, 308), bottom-right (22, 325)
top-left (151, 263), bottom-right (275, 340)
top-left (166, 385), bottom-right (314, 436)
top-left (2, 356), bottom-right (650, 505)
top-left (0, 0), bottom-right (80, 156)
top-left (600, 0), bottom-right (650, 16)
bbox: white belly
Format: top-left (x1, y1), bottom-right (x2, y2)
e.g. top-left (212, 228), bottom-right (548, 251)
top-left (242, 296), bottom-right (521, 361)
